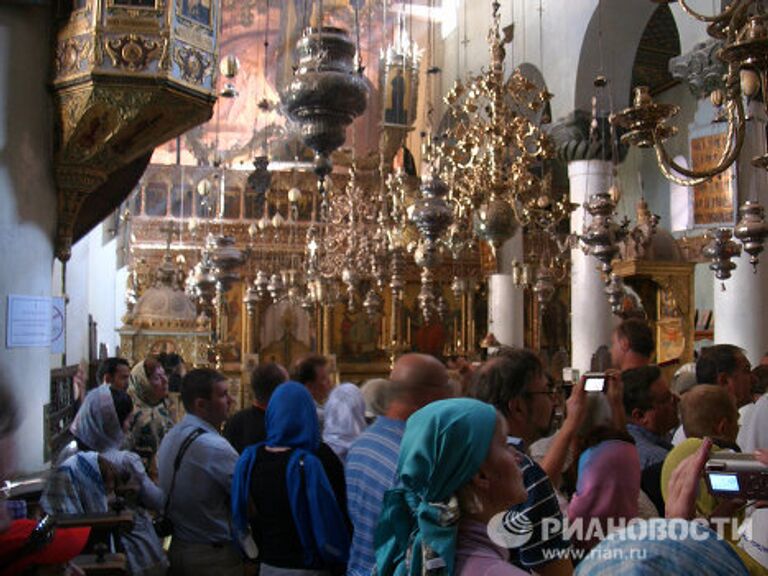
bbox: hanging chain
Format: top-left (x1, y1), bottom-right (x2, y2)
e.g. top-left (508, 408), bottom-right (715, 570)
top-left (262, 0), bottom-right (270, 155)
top-left (353, 0), bottom-right (362, 73)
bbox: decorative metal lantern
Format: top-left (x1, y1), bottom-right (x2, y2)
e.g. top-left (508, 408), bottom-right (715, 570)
top-left (473, 198), bottom-right (519, 257)
top-left (220, 54), bottom-right (240, 98)
top-left (418, 269), bottom-right (438, 322)
top-left (436, 296), bottom-right (449, 321)
top-left (451, 276), bottom-right (467, 298)
top-left (363, 289), bottom-right (384, 319)
top-left (734, 200), bottom-right (768, 271)
top-left (247, 156), bottom-right (272, 196)
top-left (192, 252), bottom-right (217, 305)
top-left (254, 270), bottom-right (270, 300)
top-left (533, 267), bottom-right (556, 307)
top-left (703, 227), bottom-right (742, 280)
top-left (268, 273), bottom-right (285, 302)
top-left (208, 234), bottom-right (245, 292)
top-left (341, 267), bottom-right (360, 312)
top-left (410, 172), bottom-right (453, 268)
top-left (604, 274), bottom-right (625, 315)
top-left (580, 192), bottom-right (629, 275)
top-left (243, 285), bottom-right (261, 311)
top-left (281, 26), bottom-right (368, 181)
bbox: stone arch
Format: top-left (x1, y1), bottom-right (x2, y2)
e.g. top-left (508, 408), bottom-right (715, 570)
top-left (573, 1), bottom-right (673, 115)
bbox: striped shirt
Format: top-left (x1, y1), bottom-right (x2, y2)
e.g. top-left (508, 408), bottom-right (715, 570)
top-left (507, 439), bottom-right (570, 569)
top-left (344, 416), bottom-right (406, 576)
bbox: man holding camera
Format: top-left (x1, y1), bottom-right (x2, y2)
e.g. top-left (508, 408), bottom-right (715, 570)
top-left (473, 348), bottom-right (583, 576)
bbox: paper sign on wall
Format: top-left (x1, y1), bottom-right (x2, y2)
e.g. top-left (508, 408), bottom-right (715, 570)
top-left (6, 295), bottom-right (52, 349)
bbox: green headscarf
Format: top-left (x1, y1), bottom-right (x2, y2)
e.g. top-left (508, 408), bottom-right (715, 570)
top-left (374, 398), bottom-right (498, 576)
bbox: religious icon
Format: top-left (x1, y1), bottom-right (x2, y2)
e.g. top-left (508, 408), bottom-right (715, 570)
top-left (384, 67), bottom-right (408, 125)
top-left (181, 0), bottom-right (212, 26)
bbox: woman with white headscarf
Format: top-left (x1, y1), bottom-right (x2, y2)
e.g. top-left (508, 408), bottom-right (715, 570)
top-left (42, 385), bottom-right (168, 576)
top-left (126, 357), bottom-right (176, 480)
top-left (322, 383), bottom-right (367, 462)
top-left (359, 378), bottom-right (391, 422)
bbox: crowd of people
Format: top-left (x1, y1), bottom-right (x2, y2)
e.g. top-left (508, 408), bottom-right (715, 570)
top-left (2, 325), bottom-right (768, 575)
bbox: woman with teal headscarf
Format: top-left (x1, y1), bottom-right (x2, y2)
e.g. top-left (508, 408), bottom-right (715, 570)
top-left (375, 398), bottom-right (528, 575)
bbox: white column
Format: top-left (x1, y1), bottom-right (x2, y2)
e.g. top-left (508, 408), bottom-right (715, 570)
top-left (568, 160), bottom-right (614, 372)
top-left (714, 257), bottom-right (768, 366)
top-left (487, 231), bottom-right (525, 348)
top-left (0, 7), bottom-right (57, 474)
top-left (714, 102), bottom-right (768, 366)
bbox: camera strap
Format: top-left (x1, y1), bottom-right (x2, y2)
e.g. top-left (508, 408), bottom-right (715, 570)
top-left (164, 427), bottom-right (206, 520)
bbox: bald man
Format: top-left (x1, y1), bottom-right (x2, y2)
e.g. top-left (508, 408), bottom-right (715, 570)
top-left (345, 354), bottom-right (453, 576)
top-left (680, 384), bottom-right (739, 446)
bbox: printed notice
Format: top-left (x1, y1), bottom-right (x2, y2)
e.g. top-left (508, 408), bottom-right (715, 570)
top-left (7, 295), bottom-right (52, 348)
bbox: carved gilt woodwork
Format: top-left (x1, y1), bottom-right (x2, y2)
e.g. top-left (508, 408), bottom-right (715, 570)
top-left (611, 259), bottom-right (696, 382)
top-left (52, 0), bottom-right (221, 261)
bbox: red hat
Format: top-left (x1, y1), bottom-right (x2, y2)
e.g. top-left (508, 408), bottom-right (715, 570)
top-left (0, 519), bottom-right (90, 576)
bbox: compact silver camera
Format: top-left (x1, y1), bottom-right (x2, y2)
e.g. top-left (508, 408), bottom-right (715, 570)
top-left (582, 372), bottom-right (606, 393)
top-left (705, 452), bottom-right (768, 499)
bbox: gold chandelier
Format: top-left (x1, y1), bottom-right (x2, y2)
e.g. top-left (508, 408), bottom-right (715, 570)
top-left (437, 0), bottom-right (558, 266)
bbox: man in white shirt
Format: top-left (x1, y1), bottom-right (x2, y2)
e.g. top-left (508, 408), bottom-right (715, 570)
top-left (157, 368), bottom-right (241, 576)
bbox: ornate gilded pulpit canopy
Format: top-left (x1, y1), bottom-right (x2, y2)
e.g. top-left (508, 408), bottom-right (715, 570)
top-left (52, 0), bottom-right (221, 261)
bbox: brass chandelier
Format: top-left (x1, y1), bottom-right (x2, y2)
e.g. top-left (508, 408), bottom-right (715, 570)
top-left (611, 0), bottom-right (768, 279)
top-left (437, 0), bottom-right (561, 269)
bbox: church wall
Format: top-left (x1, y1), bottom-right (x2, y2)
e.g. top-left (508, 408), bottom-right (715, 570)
top-left (53, 223), bottom-right (122, 368)
top-left (0, 6), bottom-right (57, 474)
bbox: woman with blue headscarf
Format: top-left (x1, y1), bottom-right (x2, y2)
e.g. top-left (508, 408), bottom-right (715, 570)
top-left (375, 398), bottom-right (528, 575)
top-left (232, 381), bottom-right (351, 575)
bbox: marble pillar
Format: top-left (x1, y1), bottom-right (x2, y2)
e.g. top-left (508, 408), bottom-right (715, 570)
top-left (487, 230), bottom-right (525, 348)
top-left (714, 256), bottom-right (768, 366)
top-left (568, 160), bottom-right (615, 372)
top-left (713, 102), bottom-right (768, 366)
top-left (0, 6), bottom-right (57, 474)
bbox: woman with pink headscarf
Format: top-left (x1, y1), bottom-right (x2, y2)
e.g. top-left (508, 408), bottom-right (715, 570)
top-left (567, 432), bottom-right (641, 553)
